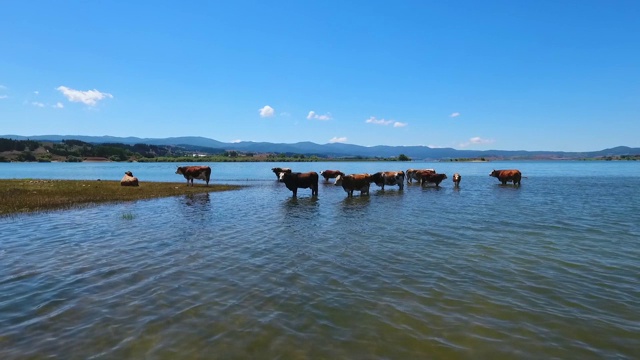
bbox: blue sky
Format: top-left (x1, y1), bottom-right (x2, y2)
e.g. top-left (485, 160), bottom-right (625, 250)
top-left (1, 1), bottom-right (638, 151)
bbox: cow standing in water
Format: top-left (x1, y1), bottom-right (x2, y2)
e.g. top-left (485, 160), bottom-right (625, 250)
top-left (420, 173), bottom-right (448, 187)
top-left (271, 167), bottom-right (291, 180)
top-left (319, 170), bottom-right (345, 183)
top-left (176, 166), bottom-right (212, 186)
top-left (406, 169), bottom-right (435, 183)
top-left (279, 171), bottom-right (319, 197)
top-left (334, 173), bottom-right (372, 197)
top-left (452, 173), bottom-right (461, 187)
top-left (490, 169), bottom-right (522, 186)
top-left (371, 171), bottom-right (405, 190)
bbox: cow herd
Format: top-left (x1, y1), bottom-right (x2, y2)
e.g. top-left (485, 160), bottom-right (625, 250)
top-left (166, 165), bottom-right (523, 198)
top-left (272, 167), bottom-right (523, 197)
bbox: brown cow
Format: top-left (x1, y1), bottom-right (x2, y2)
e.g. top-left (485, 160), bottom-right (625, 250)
top-left (334, 173), bottom-right (372, 197)
top-left (176, 166), bottom-right (212, 186)
top-left (120, 171), bottom-right (139, 186)
top-left (320, 170), bottom-right (345, 182)
top-left (371, 171), bottom-right (405, 190)
top-left (271, 167), bottom-right (292, 179)
top-left (406, 168), bottom-right (435, 183)
top-left (420, 173), bottom-right (448, 187)
top-left (452, 173), bottom-right (461, 187)
top-left (279, 171), bottom-right (319, 197)
top-left (490, 169), bottom-right (522, 185)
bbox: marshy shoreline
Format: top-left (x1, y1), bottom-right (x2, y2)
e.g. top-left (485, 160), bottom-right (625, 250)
top-left (0, 179), bottom-right (243, 217)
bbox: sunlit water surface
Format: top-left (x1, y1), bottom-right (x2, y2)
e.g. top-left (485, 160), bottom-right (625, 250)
top-left (1, 161), bottom-right (639, 359)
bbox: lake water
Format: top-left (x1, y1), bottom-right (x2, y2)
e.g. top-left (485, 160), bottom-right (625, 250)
top-left (1, 161), bottom-right (639, 359)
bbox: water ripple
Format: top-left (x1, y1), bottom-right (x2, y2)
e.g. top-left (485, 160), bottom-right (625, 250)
top-left (1, 167), bottom-right (639, 358)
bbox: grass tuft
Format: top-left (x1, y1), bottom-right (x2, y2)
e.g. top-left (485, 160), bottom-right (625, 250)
top-left (121, 212), bottom-right (135, 220)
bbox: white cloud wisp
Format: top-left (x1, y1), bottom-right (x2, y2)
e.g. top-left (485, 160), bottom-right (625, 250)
top-left (56, 86), bottom-right (113, 106)
top-left (365, 116), bottom-right (393, 125)
top-left (459, 136), bottom-right (494, 148)
top-left (329, 137), bottom-right (347, 143)
top-left (307, 111), bottom-right (332, 121)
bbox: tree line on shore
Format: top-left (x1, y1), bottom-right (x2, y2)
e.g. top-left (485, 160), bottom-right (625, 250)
top-left (4, 138), bottom-right (638, 163)
top-left (0, 138), bottom-right (412, 163)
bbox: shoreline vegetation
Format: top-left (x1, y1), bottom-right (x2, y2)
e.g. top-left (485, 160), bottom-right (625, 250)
top-left (0, 179), bottom-right (242, 217)
top-left (0, 138), bottom-right (412, 163)
top-left (2, 138), bottom-right (638, 163)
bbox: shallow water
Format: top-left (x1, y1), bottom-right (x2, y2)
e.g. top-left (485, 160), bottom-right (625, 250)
top-left (1, 161), bottom-right (639, 359)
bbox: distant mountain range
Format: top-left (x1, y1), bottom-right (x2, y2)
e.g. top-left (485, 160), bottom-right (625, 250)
top-left (3, 134), bottom-right (640, 160)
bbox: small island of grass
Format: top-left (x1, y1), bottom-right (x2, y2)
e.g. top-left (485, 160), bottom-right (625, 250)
top-left (0, 179), bottom-right (242, 217)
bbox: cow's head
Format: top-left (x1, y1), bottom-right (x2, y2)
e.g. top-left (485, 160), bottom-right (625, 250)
top-left (489, 170), bottom-right (498, 177)
top-left (334, 174), bottom-right (343, 186)
top-left (176, 167), bottom-right (185, 175)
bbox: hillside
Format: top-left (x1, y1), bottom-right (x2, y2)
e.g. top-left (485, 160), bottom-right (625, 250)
top-left (2, 135), bottom-right (640, 162)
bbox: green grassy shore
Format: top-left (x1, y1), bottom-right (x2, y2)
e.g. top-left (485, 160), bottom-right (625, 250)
top-left (0, 179), bottom-right (242, 217)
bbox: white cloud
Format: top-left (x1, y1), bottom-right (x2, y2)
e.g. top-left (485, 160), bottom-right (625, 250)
top-left (32, 102), bottom-right (45, 108)
top-left (53, 102), bottom-right (64, 109)
top-left (329, 136), bottom-right (347, 143)
top-left (459, 136), bottom-right (494, 148)
top-left (56, 86), bottom-right (113, 106)
top-left (34, 91), bottom-right (39, 95)
top-left (307, 111), bottom-right (332, 121)
top-left (231, 139), bottom-right (242, 143)
top-left (366, 116), bottom-right (406, 127)
top-left (470, 136), bottom-right (493, 144)
top-left (450, 112), bottom-right (460, 118)
top-left (259, 105), bottom-right (275, 118)
top-left (0, 95), bottom-right (7, 100)
top-left (0, 85), bottom-right (7, 90)
top-left (365, 116), bottom-right (393, 125)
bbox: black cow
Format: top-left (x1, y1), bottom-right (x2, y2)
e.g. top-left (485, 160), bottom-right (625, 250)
top-left (420, 173), bottom-right (448, 187)
top-left (279, 171), bottom-right (319, 197)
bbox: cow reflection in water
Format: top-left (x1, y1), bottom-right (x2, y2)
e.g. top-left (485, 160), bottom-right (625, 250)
top-left (184, 193), bottom-right (211, 208)
top-left (340, 195), bottom-right (371, 218)
top-left (281, 196), bottom-right (319, 223)
top-left (282, 196), bottom-right (319, 208)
